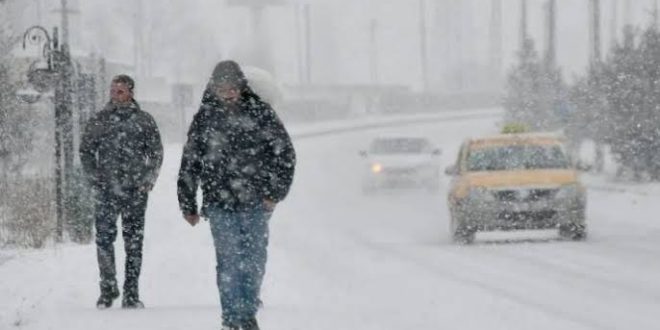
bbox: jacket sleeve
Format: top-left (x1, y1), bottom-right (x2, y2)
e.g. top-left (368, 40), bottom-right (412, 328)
top-left (177, 112), bottom-right (204, 215)
top-left (79, 114), bottom-right (101, 186)
top-left (261, 106), bottom-right (296, 203)
top-left (142, 113), bottom-right (164, 187)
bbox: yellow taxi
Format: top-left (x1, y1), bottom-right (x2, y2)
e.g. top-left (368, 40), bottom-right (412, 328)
top-left (445, 132), bottom-right (587, 243)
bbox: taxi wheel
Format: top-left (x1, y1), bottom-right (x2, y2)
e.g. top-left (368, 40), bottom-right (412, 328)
top-left (452, 227), bottom-right (476, 244)
top-left (450, 215), bottom-right (476, 244)
top-left (559, 223), bottom-right (587, 241)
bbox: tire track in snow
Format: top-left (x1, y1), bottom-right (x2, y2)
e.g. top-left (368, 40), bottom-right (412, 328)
top-left (310, 215), bottom-right (616, 330)
top-left (354, 237), bottom-right (623, 330)
top-left (470, 243), bottom-right (660, 303)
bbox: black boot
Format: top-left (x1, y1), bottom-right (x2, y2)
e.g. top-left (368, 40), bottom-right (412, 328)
top-left (121, 293), bottom-right (145, 309)
top-left (96, 281), bottom-right (120, 309)
top-left (122, 280), bottom-right (144, 309)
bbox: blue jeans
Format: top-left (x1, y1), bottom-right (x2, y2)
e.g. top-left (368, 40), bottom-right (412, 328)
top-left (207, 205), bottom-right (272, 326)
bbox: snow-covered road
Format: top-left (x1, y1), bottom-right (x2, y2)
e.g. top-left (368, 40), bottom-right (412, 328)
top-left (1, 114), bottom-right (659, 330)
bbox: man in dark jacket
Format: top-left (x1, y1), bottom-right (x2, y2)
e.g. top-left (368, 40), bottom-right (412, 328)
top-left (80, 74), bottom-right (163, 309)
top-left (178, 61), bottom-right (296, 330)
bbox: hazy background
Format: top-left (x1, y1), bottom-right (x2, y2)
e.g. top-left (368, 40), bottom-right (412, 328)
top-left (6, 0), bottom-right (660, 91)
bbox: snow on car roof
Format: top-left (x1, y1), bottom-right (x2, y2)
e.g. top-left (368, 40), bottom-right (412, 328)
top-left (468, 132), bottom-right (565, 149)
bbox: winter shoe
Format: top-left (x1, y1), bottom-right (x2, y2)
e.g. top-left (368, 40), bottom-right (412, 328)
top-left (121, 295), bottom-right (145, 309)
top-left (96, 283), bottom-right (120, 309)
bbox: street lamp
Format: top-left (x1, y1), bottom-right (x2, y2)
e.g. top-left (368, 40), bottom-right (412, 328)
top-left (21, 25), bottom-right (75, 243)
top-left (15, 84), bottom-right (43, 104)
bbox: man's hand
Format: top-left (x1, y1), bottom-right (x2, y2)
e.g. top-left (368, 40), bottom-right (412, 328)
top-left (184, 214), bottom-right (200, 226)
top-left (264, 199), bottom-right (277, 212)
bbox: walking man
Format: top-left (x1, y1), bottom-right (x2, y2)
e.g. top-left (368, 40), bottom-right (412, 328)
top-left (80, 74), bottom-right (163, 309)
top-left (177, 61), bottom-right (296, 330)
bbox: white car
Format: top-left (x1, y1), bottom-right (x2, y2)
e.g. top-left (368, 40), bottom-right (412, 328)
top-left (359, 137), bottom-right (442, 193)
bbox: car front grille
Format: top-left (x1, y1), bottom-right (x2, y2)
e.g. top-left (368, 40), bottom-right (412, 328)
top-left (497, 210), bottom-right (558, 222)
top-left (493, 189), bottom-right (558, 202)
top-left (383, 167), bottom-right (417, 175)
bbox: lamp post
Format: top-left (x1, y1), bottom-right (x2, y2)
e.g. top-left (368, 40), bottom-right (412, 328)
top-left (21, 25), bottom-right (74, 243)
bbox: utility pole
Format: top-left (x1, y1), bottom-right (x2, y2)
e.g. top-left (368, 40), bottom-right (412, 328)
top-left (60, 0), bottom-right (69, 44)
top-left (369, 18), bottom-right (379, 85)
top-left (520, 0), bottom-right (529, 48)
top-left (294, 4), bottom-right (304, 84)
top-left (545, 0), bottom-right (557, 67)
top-left (419, 0), bottom-right (429, 92)
top-left (449, 0), bottom-right (464, 92)
top-left (304, 3), bottom-right (312, 84)
top-left (590, 0), bottom-right (602, 65)
top-left (51, 0), bottom-right (79, 46)
top-left (490, 0), bottom-right (503, 86)
top-left (590, 0), bottom-right (604, 172)
top-left (56, 0), bottom-right (75, 240)
top-left (654, 0), bottom-right (659, 29)
top-left (134, 0), bottom-right (144, 77)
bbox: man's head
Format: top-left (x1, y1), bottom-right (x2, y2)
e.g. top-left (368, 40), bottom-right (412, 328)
top-left (110, 74), bottom-right (135, 105)
top-left (210, 60), bottom-right (246, 105)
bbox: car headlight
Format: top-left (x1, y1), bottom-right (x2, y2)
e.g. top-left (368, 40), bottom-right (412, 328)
top-left (467, 187), bottom-right (495, 202)
top-left (371, 163), bottom-right (383, 174)
top-left (555, 184), bottom-right (581, 199)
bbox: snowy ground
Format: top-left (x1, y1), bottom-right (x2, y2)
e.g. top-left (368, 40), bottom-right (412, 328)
top-left (1, 113), bottom-right (659, 330)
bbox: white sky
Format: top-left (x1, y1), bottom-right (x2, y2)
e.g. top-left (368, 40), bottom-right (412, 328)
top-left (6, 0), bottom-right (660, 88)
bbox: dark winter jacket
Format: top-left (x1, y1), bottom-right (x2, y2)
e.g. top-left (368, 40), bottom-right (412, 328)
top-left (177, 88), bottom-right (296, 214)
top-left (79, 100), bottom-right (163, 193)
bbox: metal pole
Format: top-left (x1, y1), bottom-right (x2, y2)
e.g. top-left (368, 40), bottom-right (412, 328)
top-left (304, 3), bottom-right (312, 84)
top-left (490, 0), bottom-right (503, 84)
top-left (60, 44), bottom-right (74, 227)
top-left (294, 4), bottom-right (305, 84)
top-left (545, 0), bottom-right (556, 67)
top-left (419, 0), bottom-right (429, 92)
top-left (654, 0), bottom-right (659, 29)
top-left (134, 0), bottom-right (144, 77)
top-left (610, 0), bottom-right (619, 45)
top-left (60, 0), bottom-right (69, 45)
top-left (590, 0), bottom-right (602, 64)
top-left (369, 18), bottom-right (378, 85)
top-left (521, 0), bottom-right (528, 48)
top-left (49, 27), bottom-right (64, 242)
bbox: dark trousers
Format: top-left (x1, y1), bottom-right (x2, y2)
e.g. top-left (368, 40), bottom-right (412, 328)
top-left (94, 188), bottom-right (148, 298)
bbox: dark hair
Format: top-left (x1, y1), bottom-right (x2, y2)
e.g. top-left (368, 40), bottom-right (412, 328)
top-left (210, 60), bottom-right (247, 89)
top-left (112, 74), bottom-right (135, 92)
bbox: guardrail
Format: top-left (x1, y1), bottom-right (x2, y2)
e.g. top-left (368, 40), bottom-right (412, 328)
top-left (289, 108), bottom-right (503, 139)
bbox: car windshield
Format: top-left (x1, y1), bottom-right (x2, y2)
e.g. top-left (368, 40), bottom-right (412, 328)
top-left (466, 144), bottom-right (569, 171)
top-left (369, 138), bottom-right (429, 154)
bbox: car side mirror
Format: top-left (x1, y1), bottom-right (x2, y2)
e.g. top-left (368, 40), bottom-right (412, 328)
top-left (445, 164), bottom-right (458, 176)
top-left (359, 150), bottom-right (368, 157)
top-left (432, 148), bottom-right (442, 156)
